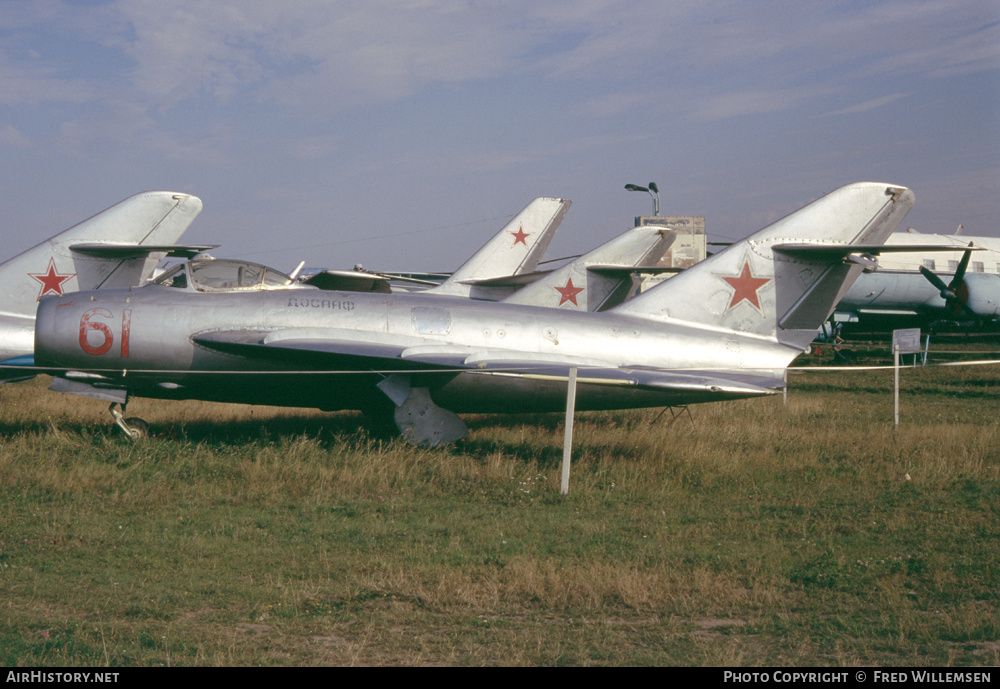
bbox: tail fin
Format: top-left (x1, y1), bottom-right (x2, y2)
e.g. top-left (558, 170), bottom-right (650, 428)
top-left (0, 191), bottom-right (203, 359)
top-left (611, 182), bottom-right (914, 349)
top-left (502, 225), bottom-right (674, 311)
top-left (429, 197), bottom-right (570, 298)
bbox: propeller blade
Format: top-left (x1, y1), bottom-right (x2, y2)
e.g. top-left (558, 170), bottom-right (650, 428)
top-left (919, 265), bottom-right (952, 298)
top-left (950, 246), bottom-right (973, 289)
top-left (921, 255), bottom-right (979, 318)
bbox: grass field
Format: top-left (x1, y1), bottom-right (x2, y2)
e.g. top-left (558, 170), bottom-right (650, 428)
top-left (1, 357), bottom-right (998, 666)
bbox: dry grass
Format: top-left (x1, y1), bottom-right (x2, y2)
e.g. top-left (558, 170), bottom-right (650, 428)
top-left (1, 363), bottom-right (998, 666)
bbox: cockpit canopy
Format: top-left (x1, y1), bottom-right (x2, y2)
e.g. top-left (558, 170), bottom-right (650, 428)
top-left (152, 259), bottom-right (297, 292)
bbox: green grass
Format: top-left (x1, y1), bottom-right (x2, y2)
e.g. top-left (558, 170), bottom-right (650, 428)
top-left (1, 361), bottom-right (998, 666)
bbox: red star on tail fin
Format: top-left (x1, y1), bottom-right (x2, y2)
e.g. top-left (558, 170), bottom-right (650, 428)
top-left (28, 258), bottom-right (76, 300)
top-left (509, 225), bottom-right (531, 246)
top-left (554, 278), bottom-right (584, 306)
top-left (722, 261), bottom-right (770, 312)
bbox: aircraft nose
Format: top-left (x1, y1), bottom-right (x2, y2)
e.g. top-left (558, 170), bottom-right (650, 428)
top-left (33, 292), bottom-right (86, 366)
top-left (33, 296), bottom-right (58, 365)
top-left (964, 274), bottom-right (1000, 317)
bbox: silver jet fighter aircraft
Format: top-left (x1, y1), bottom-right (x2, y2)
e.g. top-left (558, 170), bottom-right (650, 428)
top-left (0, 191), bottom-right (208, 373)
top-left (30, 182), bottom-right (914, 445)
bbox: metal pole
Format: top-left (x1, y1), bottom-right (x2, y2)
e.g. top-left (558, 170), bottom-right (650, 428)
top-left (560, 367), bottom-right (578, 495)
top-left (894, 344), bottom-right (900, 429)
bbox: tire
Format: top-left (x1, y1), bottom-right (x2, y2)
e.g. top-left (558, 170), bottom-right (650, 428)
top-left (123, 417), bottom-right (150, 440)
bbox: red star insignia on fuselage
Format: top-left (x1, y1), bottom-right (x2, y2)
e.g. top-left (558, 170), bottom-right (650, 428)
top-left (509, 225), bottom-right (531, 246)
top-left (722, 261), bottom-right (770, 312)
top-left (29, 258), bottom-right (76, 300)
top-left (554, 277), bottom-right (585, 306)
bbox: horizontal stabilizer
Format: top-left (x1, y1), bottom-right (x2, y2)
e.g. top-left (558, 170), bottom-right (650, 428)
top-left (457, 270), bottom-right (551, 287)
top-left (376, 272), bottom-right (448, 286)
top-left (303, 270), bottom-right (392, 293)
top-left (1, 191), bottom-right (205, 360)
top-left (70, 244), bottom-right (218, 258)
top-left (773, 243), bottom-right (983, 258)
top-left (586, 264), bottom-right (680, 275)
top-left (452, 256), bottom-right (679, 286)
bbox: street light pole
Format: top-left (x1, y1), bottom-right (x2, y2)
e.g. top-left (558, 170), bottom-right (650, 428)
top-left (625, 182), bottom-right (660, 215)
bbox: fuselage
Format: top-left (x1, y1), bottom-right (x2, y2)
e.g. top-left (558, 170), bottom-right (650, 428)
top-left (839, 271), bottom-right (1000, 317)
top-left (835, 233), bottom-right (1000, 321)
top-left (34, 281), bottom-right (797, 413)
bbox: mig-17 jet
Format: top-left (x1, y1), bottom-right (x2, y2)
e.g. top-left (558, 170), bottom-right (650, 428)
top-left (21, 182), bottom-right (915, 446)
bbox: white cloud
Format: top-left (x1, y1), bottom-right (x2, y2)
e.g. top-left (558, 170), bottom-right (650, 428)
top-left (689, 87), bottom-right (828, 122)
top-left (824, 93), bottom-right (912, 117)
top-left (4, 1), bottom-right (998, 122)
top-left (104, 0), bottom-right (541, 112)
top-left (0, 53), bottom-right (95, 106)
top-left (1, 0), bottom-right (998, 262)
top-left (0, 124), bottom-right (30, 149)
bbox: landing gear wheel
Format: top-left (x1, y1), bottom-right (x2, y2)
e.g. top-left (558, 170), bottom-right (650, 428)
top-left (108, 402), bottom-right (150, 441)
top-left (123, 417), bottom-right (150, 440)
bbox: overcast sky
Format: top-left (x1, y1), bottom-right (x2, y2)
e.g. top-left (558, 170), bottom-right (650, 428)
top-left (2, 1), bottom-right (998, 272)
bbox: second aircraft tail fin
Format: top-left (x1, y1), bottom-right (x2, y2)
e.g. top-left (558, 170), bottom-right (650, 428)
top-left (429, 197), bottom-right (570, 298)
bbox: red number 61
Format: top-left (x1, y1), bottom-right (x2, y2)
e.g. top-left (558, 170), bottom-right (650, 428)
top-left (79, 308), bottom-right (131, 357)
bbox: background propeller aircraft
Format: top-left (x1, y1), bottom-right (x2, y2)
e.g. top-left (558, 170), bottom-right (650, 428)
top-left (24, 182), bottom-right (914, 446)
top-left (830, 231), bottom-right (1000, 330)
top-left (0, 191), bottom-right (210, 379)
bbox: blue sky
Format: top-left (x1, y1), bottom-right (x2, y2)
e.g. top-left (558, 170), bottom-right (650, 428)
top-left (2, 1), bottom-right (998, 272)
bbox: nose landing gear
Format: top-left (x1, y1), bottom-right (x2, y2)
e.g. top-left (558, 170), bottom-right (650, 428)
top-left (109, 402), bottom-right (150, 440)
